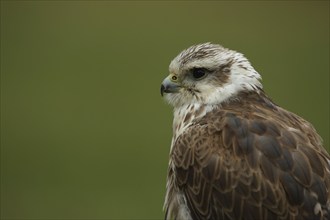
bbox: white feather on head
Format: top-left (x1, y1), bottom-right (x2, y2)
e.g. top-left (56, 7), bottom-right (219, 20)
top-left (163, 43), bottom-right (262, 108)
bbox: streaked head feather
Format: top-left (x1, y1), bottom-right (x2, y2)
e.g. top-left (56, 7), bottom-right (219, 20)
top-left (164, 43), bottom-right (262, 108)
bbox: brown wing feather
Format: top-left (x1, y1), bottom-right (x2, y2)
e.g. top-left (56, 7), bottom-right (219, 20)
top-left (168, 92), bottom-right (330, 220)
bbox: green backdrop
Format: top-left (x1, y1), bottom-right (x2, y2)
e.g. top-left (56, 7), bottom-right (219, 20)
top-left (1, 1), bottom-right (329, 219)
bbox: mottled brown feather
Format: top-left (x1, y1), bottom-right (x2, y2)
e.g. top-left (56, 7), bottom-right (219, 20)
top-left (166, 91), bottom-right (330, 220)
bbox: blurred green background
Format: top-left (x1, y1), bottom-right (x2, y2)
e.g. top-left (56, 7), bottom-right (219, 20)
top-left (1, 1), bottom-right (329, 219)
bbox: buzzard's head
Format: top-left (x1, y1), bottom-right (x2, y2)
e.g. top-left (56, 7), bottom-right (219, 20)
top-left (161, 43), bottom-right (262, 107)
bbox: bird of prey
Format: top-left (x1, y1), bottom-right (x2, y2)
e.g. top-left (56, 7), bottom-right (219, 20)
top-left (160, 43), bottom-right (330, 220)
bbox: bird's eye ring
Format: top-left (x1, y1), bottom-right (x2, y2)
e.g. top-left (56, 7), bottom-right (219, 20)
top-left (192, 68), bottom-right (207, 80)
top-left (171, 75), bottom-right (178, 81)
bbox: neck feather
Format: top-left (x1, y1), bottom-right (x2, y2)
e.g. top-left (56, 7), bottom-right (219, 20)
top-left (171, 103), bottom-right (214, 145)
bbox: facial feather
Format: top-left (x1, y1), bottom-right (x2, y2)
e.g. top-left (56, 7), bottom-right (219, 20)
top-left (163, 43), bottom-right (262, 107)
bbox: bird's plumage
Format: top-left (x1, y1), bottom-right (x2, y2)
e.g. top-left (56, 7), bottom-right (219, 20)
top-left (161, 43), bottom-right (330, 220)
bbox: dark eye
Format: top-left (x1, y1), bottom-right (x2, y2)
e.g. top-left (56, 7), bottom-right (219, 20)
top-left (192, 68), bottom-right (207, 79)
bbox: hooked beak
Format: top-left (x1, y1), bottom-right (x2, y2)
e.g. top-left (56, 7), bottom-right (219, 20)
top-left (160, 76), bottom-right (180, 96)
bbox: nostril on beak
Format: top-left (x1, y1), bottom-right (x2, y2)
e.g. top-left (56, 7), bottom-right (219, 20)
top-left (161, 84), bottom-right (165, 96)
